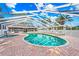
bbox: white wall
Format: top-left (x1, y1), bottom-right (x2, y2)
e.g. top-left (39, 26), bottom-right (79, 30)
top-left (0, 23), bottom-right (8, 36)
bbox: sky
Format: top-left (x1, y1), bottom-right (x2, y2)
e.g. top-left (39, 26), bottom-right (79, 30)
top-left (0, 3), bottom-right (79, 26)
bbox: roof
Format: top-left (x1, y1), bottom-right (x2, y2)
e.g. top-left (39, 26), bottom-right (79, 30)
top-left (0, 3), bottom-right (79, 26)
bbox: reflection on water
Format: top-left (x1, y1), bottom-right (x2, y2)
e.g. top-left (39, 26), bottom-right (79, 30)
top-left (24, 33), bottom-right (67, 47)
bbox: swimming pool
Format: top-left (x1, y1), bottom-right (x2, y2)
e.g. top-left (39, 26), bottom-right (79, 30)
top-left (24, 33), bottom-right (68, 47)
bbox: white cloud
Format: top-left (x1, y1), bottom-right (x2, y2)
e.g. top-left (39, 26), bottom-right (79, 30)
top-left (69, 15), bottom-right (74, 17)
top-left (37, 3), bottom-right (44, 7)
top-left (11, 9), bottom-right (17, 13)
top-left (70, 8), bottom-right (73, 10)
top-left (50, 16), bottom-right (57, 22)
top-left (76, 5), bottom-right (79, 10)
top-left (6, 3), bottom-right (17, 8)
top-left (11, 9), bottom-right (28, 14)
top-left (35, 3), bottom-right (45, 10)
top-left (45, 4), bottom-right (57, 11)
top-left (40, 12), bottom-right (46, 16)
top-left (22, 10), bottom-right (27, 13)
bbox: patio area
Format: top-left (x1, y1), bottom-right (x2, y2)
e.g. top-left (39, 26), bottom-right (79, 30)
top-left (0, 3), bottom-right (79, 56)
top-left (0, 30), bottom-right (79, 56)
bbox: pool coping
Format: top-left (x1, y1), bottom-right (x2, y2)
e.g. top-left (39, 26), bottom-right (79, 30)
top-left (22, 33), bottom-right (69, 48)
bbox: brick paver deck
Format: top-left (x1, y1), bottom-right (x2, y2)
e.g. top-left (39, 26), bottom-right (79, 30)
top-left (0, 31), bottom-right (79, 56)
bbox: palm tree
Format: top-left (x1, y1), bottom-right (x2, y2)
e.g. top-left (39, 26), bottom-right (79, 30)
top-left (45, 17), bottom-right (60, 27)
top-left (56, 14), bottom-right (73, 25)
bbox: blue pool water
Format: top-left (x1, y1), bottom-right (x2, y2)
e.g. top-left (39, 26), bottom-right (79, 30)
top-left (24, 33), bottom-right (67, 47)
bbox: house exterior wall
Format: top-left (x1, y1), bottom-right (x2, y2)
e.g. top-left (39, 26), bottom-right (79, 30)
top-left (0, 22), bottom-right (8, 36)
top-left (8, 27), bottom-right (37, 33)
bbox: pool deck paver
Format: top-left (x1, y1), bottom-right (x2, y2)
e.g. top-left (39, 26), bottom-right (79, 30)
top-left (0, 31), bottom-right (79, 56)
